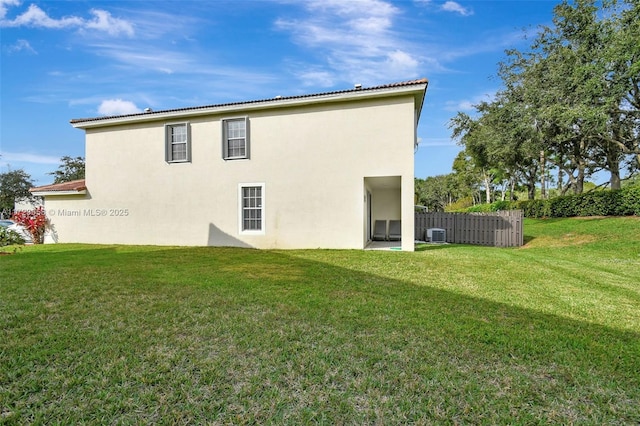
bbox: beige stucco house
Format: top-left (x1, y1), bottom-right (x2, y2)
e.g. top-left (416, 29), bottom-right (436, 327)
top-left (31, 79), bottom-right (428, 250)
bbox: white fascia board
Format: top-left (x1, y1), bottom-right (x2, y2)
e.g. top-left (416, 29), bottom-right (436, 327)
top-left (70, 84), bottom-right (427, 130)
top-left (31, 190), bottom-right (87, 196)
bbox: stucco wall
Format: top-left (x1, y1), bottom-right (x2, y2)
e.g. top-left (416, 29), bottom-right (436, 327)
top-left (371, 188), bottom-right (402, 225)
top-left (46, 95), bottom-right (417, 249)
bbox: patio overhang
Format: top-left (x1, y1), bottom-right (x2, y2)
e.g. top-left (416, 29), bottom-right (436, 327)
top-left (30, 179), bottom-right (87, 197)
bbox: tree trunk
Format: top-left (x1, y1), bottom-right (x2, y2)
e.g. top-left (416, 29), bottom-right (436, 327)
top-left (540, 150), bottom-right (546, 199)
top-left (558, 166), bottom-right (563, 193)
top-left (509, 178), bottom-right (516, 201)
top-left (606, 143), bottom-right (622, 190)
top-left (527, 175), bottom-right (536, 200)
top-left (575, 166), bottom-right (584, 194)
top-left (610, 166), bottom-right (621, 190)
top-left (572, 139), bottom-right (586, 195)
top-left (482, 169), bottom-right (492, 203)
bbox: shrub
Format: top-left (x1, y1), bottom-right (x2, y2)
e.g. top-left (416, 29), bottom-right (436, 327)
top-left (491, 200), bottom-right (511, 211)
top-left (445, 196), bottom-right (474, 212)
top-left (620, 185), bottom-right (640, 215)
top-left (12, 206), bottom-right (48, 244)
top-left (515, 199), bottom-right (549, 218)
top-left (465, 203), bottom-right (493, 213)
top-left (479, 184), bottom-right (640, 218)
top-left (0, 226), bottom-right (25, 247)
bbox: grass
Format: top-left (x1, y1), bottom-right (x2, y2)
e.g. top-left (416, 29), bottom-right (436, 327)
top-left (1, 217), bottom-right (639, 424)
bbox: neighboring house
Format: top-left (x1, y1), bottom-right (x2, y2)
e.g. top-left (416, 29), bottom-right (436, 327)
top-left (14, 196), bottom-right (43, 212)
top-left (30, 79), bottom-right (428, 250)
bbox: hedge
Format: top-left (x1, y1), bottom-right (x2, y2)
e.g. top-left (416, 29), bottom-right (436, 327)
top-left (464, 185), bottom-right (640, 218)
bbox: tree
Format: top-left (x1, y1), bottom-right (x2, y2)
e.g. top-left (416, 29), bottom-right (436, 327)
top-left (451, 150), bottom-right (484, 204)
top-left (0, 169), bottom-right (34, 216)
top-left (540, 0), bottom-right (621, 191)
top-left (48, 156), bottom-right (85, 184)
top-left (500, 0), bottom-right (640, 192)
top-left (447, 0), bottom-right (638, 198)
top-left (448, 101), bottom-right (540, 202)
top-left (600, 0), bottom-right (640, 185)
top-left (415, 174), bottom-right (464, 212)
top-left (448, 113), bottom-right (495, 203)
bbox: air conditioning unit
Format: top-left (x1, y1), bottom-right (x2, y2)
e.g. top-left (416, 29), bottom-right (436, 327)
top-left (427, 228), bottom-right (446, 243)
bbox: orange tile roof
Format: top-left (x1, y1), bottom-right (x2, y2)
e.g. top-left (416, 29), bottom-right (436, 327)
top-left (30, 179), bottom-right (86, 193)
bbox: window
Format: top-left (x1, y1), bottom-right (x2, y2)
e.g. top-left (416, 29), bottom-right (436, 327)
top-left (239, 184), bottom-right (264, 234)
top-left (223, 117), bottom-right (249, 160)
top-left (165, 123), bottom-right (190, 163)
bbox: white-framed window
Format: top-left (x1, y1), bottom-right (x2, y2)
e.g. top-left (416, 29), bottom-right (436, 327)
top-left (239, 183), bottom-right (264, 234)
top-left (165, 122), bottom-right (191, 163)
top-left (223, 117), bottom-right (249, 160)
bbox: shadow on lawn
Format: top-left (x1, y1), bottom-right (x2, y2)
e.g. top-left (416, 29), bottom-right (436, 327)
top-left (2, 245), bottom-right (639, 423)
top-left (414, 243), bottom-right (459, 252)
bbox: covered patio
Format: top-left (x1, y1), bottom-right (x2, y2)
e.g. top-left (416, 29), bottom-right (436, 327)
top-left (363, 175), bottom-right (414, 251)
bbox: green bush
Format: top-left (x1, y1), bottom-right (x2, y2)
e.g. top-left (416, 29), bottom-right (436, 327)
top-left (444, 196), bottom-right (474, 212)
top-left (620, 185), bottom-right (640, 215)
top-left (485, 185), bottom-right (640, 218)
top-left (491, 200), bottom-right (511, 211)
top-left (465, 204), bottom-right (493, 213)
top-left (0, 226), bottom-right (25, 247)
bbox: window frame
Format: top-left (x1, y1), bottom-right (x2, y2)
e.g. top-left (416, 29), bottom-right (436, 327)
top-left (238, 183), bottom-right (265, 235)
top-left (222, 117), bottom-right (250, 160)
top-left (165, 122), bottom-right (191, 163)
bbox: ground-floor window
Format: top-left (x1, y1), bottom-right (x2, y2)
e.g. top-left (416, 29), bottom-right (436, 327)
top-left (239, 183), bottom-right (264, 234)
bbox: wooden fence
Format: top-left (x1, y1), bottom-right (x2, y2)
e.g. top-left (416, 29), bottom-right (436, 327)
top-left (415, 210), bottom-right (524, 247)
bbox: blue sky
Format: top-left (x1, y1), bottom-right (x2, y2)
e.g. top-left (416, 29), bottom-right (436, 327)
top-left (1, 0), bottom-right (556, 185)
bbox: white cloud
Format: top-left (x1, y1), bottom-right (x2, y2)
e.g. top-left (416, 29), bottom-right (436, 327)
top-left (2, 4), bottom-right (83, 28)
top-left (294, 69), bottom-right (336, 87)
top-left (6, 38), bottom-right (36, 54)
top-left (441, 1), bottom-right (473, 16)
top-left (83, 9), bottom-right (134, 37)
top-left (88, 43), bottom-right (188, 74)
top-left (275, 0), bottom-right (422, 86)
top-left (445, 91), bottom-right (496, 112)
top-left (97, 99), bottom-right (141, 116)
top-left (0, 151), bottom-right (60, 164)
top-left (351, 16), bottom-right (392, 33)
top-left (0, 3), bottom-right (134, 36)
top-left (418, 137), bottom-right (457, 147)
top-left (86, 41), bottom-right (279, 89)
top-left (443, 99), bottom-right (475, 112)
top-left (386, 50), bottom-right (419, 71)
top-left (305, 0), bottom-right (399, 18)
top-left (0, 0), bottom-right (19, 20)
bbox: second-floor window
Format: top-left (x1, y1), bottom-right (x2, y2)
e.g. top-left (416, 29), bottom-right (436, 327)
top-left (165, 123), bottom-right (190, 163)
top-left (223, 117), bottom-right (249, 160)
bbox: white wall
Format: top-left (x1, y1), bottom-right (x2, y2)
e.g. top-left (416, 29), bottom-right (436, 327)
top-left (14, 197), bottom-right (43, 211)
top-left (46, 95), bottom-right (417, 249)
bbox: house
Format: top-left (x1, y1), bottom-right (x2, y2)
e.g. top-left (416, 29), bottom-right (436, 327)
top-left (14, 196), bottom-right (43, 212)
top-left (30, 79), bottom-right (428, 250)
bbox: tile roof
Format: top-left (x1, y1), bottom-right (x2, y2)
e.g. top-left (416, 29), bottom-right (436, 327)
top-left (30, 179), bottom-right (87, 193)
top-left (70, 78), bottom-right (428, 125)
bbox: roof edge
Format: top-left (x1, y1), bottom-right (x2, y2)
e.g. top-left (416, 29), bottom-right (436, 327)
top-left (30, 179), bottom-right (87, 196)
top-left (70, 79), bottom-right (428, 128)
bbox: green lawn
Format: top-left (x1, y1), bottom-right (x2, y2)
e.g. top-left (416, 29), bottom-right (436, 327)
top-left (1, 217), bottom-right (639, 424)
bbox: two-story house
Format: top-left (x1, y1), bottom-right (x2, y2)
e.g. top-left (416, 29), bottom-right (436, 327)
top-left (31, 79), bottom-right (428, 250)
